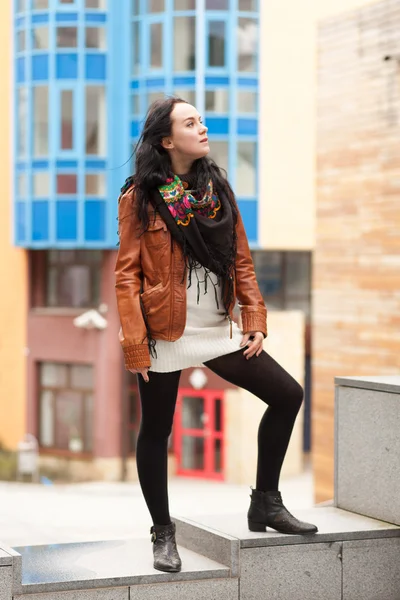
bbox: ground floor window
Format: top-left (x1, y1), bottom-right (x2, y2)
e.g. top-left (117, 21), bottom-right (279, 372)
top-left (38, 362), bottom-right (94, 453)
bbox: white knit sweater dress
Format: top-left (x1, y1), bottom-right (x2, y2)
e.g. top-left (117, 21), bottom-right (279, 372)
top-left (149, 267), bottom-right (243, 373)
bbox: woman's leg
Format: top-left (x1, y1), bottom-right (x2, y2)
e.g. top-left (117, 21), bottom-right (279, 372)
top-left (204, 349), bottom-right (303, 491)
top-left (136, 369), bottom-right (181, 525)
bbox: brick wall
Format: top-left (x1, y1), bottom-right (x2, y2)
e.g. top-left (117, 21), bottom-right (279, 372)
top-left (313, 0), bottom-right (400, 501)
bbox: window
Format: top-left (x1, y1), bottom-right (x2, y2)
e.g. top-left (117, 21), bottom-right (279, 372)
top-left (208, 141), bottom-right (228, 173)
top-left (206, 89), bottom-right (228, 112)
top-left (57, 174), bottom-right (77, 194)
top-left (147, 91), bottom-right (165, 109)
top-left (149, 0), bottom-right (164, 11)
top-left (237, 141), bottom-right (256, 196)
top-left (150, 22), bottom-right (163, 69)
top-left (17, 88), bottom-right (28, 157)
top-left (33, 27), bottom-right (49, 50)
top-left (174, 89), bottom-right (195, 104)
top-left (86, 86), bottom-right (106, 155)
top-left (33, 86), bottom-right (49, 157)
top-left (39, 362), bottom-right (94, 453)
top-left (17, 173), bottom-right (27, 197)
top-left (238, 17), bottom-right (258, 72)
top-left (85, 27), bottom-right (106, 49)
top-left (57, 27), bottom-right (78, 48)
top-left (85, 173), bottom-right (106, 195)
top-left (61, 90), bottom-right (74, 150)
top-left (208, 21), bottom-right (226, 67)
top-left (132, 0), bottom-right (140, 15)
top-left (174, 17), bottom-right (196, 71)
top-left (131, 93), bottom-right (140, 114)
top-left (17, 0), bottom-right (26, 12)
top-left (206, 0), bottom-right (228, 8)
top-left (60, 0), bottom-right (74, 3)
top-left (237, 90), bottom-right (257, 113)
top-left (239, 0), bottom-right (257, 10)
top-left (33, 0), bottom-right (49, 8)
top-left (33, 172), bottom-right (50, 196)
top-left (174, 0), bottom-right (195, 8)
top-left (86, 0), bottom-right (107, 7)
top-left (17, 31), bottom-right (26, 52)
top-left (132, 21), bottom-right (140, 75)
top-left (44, 250), bottom-right (102, 308)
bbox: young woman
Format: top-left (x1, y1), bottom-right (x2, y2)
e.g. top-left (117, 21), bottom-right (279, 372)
top-left (115, 97), bottom-right (317, 573)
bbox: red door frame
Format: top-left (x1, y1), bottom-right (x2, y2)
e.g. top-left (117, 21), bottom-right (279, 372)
top-left (174, 388), bottom-right (225, 481)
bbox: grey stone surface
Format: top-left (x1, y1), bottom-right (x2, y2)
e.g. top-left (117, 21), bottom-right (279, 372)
top-left (130, 578), bottom-right (238, 600)
top-left (240, 543), bottom-right (342, 600)
top-left (11, 538), bottom-right (230, 595)
top-left (0, 551), bottom-right (12, 567)
top-left (334, 375), bottom-right (400, 393)
top-left (342, 537), bottom-right (400, 600)
top-left (335, 385), bottom-right (400, 525)
top-left (14, 588), bottom-right (129, 600)
top-left (173, 507), bottom-right (399, 549)
top-left (0, 567), bottom-right (12, 600)
top-left (174, 515), bottom-right (240, 576)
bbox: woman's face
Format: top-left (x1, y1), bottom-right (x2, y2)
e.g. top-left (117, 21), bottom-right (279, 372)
top-left (162, 102), bottom-right (209, 161)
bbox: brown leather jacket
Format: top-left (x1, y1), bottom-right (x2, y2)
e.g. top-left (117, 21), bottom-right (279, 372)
top-left (115, 186), bottom-right (267, 370)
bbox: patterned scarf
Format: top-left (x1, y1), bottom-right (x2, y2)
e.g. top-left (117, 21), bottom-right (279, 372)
top-left (158, 175), bottom-right (221, 226)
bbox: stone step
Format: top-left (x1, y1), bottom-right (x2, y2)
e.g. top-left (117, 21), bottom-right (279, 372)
top-left (8, 538), bottom-right (236, 599)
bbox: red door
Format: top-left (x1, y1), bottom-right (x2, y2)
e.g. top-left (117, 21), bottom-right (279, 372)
top-left (174, 389), bottom-right (224, 480)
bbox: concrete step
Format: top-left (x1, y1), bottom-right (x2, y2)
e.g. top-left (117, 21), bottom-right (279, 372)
top-left (8, 538), bottom-right (237, 599)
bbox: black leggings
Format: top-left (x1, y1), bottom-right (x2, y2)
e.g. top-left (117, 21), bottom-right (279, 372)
top-left (136, 349), bottom-right (303, 526)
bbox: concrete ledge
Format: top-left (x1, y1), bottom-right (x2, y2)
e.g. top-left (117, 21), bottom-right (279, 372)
top-left (334, 375), bottom-right (400, 394)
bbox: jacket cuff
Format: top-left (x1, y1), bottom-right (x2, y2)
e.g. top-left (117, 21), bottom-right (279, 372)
top-left (123, 344), bottom-right (151, 370)
top-left (241, 309), bottom-right (268, 338)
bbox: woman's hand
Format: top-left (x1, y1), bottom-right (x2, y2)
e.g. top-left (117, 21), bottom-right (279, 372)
top-left (240, 331), bottom-right (264, 359)
top-left (129, 367), bottom-right (150, 383)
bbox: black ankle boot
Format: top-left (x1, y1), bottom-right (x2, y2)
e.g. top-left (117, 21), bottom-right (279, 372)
top-left (247, 488), bottom-right (318, 534)
top-left (150, 521), bottom-right (182, 573)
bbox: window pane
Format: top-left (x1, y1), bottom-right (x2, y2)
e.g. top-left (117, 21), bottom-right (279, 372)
top-left (150, 22), bottom-right (163, 69)
top-left (239, 0), bottom-right (257, 10)
top-left (238, 18), bottom-right (258, 72)
top-left (237, 90), bottom-right (257, 113)
top-left (18, 88), bottom-right (28, 157)
top-left (33, 27), bottom-right (49, 49)
top-left (208, 141), bottom-right (228, 173)
top-left (253, 251), bottom-right (283, 300)
top-left (33, 86), bottom-right (49, 157)
top-left (55, 390), bottom-right (83, 451)
top-left (60, 0), bottom-right (74, 3)
top-left (214, 439), bottom-right (222, 472)
top-left (237, 142), bottom-right (256, 195)
top-left (61, 90), bottom-right (74, 150)
top-left (33, 0), bottom-right (49, 10)
top-left (70, 365), bottom-right (93, 389)
top-left (17, 0), bottom-right (26, 11)
top-left (85, 27), bottom-right (106, 49)
top-left (57, 27), bottom-right (77, 48)
top-left (57, 174), bottom-right (77, 194)
top-left (132, 0), bottom-right (140, 15)
top-left (86, 0), bottom-right (106, 7)
top-left (174, 0), bottom-right (195, 8)
top-left (132, 21), bottom-right (140, 75)
top-left (41, 363), bottom-right (68, 387)
top-left (18, 173), bottom-right (27, 197)
top-left (182, 396), bottom-right (205, 429)
top-left (60, 266), bottom-right (92, 307)
top-left (206, 0), bottom-right (228, 8)
top-left (285, 253), bottom-right (311, 297)
top-left (40, 390), bottom-right (54, 447)
top-left (86, 86), bottom-right (106, 155)
top-left (174, 89), bottom-right (195, 104)
top-left (132, 94), bottom-right (140, 114)
top-left (17, 31), bottom-right (26, 52)
top-left (182, 436), bottom-right (204, 470)
top-left (149, 0), bottom-right (164, 11)
top-left (208, 21), bottom-right (225, 67)
top-left (206, 89), bottom-right (228, 112)
top-left (215, 398), bottom-right (222, 431)
top-left (85, 173), bottom-right (106, 195)
top-left (33, 172), bottom-right (50, 196)
top-left (174, 17), bottom-right (196, 71)
top-left (147, 91), bottom-right (165, 109)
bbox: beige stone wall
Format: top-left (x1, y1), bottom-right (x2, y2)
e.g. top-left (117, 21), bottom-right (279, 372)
top-left (224, 311), bottom-right (305, 486)
top-left (313, 0), bottom-right (400, 502)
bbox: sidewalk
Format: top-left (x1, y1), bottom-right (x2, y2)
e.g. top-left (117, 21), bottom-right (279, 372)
top-left (0, 469), bottom-right (315, 548)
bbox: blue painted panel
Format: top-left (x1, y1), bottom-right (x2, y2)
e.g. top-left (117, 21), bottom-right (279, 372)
top-left (173, 76), bottom-right (196, 86)
top-left (56, 54), bottom-right (78, 79)
top-left (16, 58), bottom-right (25, 83)
top-left (130, 80), bottom-right (139, 89)
top-left (32, 160), bottom-right (49, 169)
top-left (146, 78), bottom-right (165, 88)
top-left (16, 162), bottom-right (27, 171)
top-left (15, 202), bottom-right (26, 243)
top-left (85, 201), bottom-right (106, 241)
top-left (32, 201), bottom-right (49, 241)
top-left (205, 76), bottom-right (229, 86)
top-left (32, 55), bottom-right (49, 80)
top-left (131, 121), bottom-right (140, 137)
top-left (205, 117), bottom-right (229, 135)
top-left (85, 13), bottom-right (107, 23)
top-left (56, 201), bottom-right (77, 241)
top-left (237, 200), bottom-right (257, 242)
top-left (56, 159), bottom-right (78, 169)
top-left (85, 159), bottom-right (106, 169)
top-left (86, 54), bottom-right (106, 79)
top-left (238, 77), bottom-right (258, 87)
top-left (32, 14), bottom-right (49, 23)
top-left (56, 12), bottom-right (78, 22)
top-left (16, 17), bottom-right (25, 27)
top-left (237, 118), bottom-right (258, 135)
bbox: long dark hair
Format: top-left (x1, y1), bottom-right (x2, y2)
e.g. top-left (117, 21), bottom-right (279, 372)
top-left (128, 96), bottom-right (238, 230)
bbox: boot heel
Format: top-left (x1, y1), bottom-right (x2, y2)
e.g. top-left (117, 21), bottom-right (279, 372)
top-left (248, 520), bottom-right (267, 532)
